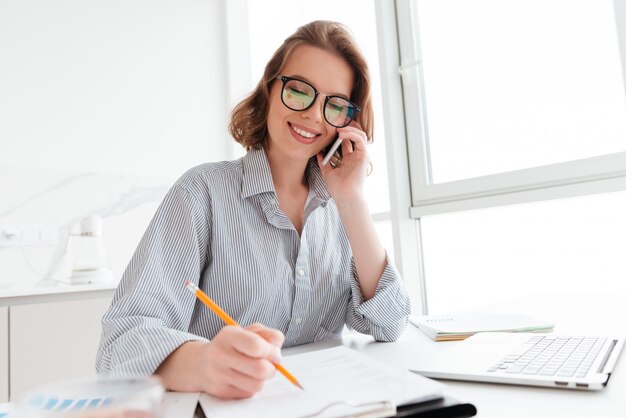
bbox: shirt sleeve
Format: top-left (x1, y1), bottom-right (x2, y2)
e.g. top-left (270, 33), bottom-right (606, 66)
top-left (344, 253), bottom-right (411, 342)
top-left (96, 182), bottom-right (211, 377)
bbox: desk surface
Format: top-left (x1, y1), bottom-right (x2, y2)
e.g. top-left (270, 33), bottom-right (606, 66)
top-left (5, 293), bottom-right (620, 417)
top-left (307, 294), bottom-right (625, 418)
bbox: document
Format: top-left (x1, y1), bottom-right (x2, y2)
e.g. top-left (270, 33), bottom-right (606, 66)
top-left (199, 346), bottom-right (445, 418)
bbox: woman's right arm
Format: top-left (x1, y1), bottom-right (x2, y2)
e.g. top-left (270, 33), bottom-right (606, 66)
top-left (96, 183), bottom-right (212, 377)
top-left (96, 178), bottom-right (284, 398)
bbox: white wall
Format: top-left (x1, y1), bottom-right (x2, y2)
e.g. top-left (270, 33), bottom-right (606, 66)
top-left (0, 0), bottom-right (232, 288)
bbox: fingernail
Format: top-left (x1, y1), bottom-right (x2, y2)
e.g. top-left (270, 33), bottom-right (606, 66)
top-left (272, 350), bottom-right (283, 364)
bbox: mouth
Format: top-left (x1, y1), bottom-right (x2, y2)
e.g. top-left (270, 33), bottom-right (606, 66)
top-left (288, 122), bottom-right (322, 145)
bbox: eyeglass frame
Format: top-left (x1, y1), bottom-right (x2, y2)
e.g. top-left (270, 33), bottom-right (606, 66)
top-left (274, 75), bottom-right (361, 128)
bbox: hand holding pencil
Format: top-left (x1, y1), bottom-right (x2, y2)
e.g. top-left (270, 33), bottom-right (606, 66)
top-left (157, 282), bottom-right (295, 399)
top-left (184, 281), bottom-right (304, 393)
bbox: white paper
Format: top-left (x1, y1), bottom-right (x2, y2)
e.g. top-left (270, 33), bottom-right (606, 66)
top-left (199, 346), bottom-right (444, 418)
top-left (162, 391), bottom-right (200, 418)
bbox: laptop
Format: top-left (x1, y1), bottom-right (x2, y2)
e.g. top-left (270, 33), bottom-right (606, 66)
top-left (409, 332), bottom-right (625, 390)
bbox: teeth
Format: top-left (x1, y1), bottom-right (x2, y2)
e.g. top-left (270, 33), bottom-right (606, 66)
top-left (292, 125), bottom-right (316, 139)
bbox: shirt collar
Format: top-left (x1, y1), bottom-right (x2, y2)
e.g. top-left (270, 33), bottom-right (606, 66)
top-left (241, 147), bottom-right (276, 199)
top-left (306, 157), bottom-right (332, 202)
top-left (241, 147), bottom-right (332, 202)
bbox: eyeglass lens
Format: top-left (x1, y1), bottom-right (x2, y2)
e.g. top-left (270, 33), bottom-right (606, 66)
top-left (281, 78), bottom-right (358, 128)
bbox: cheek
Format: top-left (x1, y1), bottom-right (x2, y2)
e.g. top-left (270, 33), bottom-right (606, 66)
top-left (266, 104), bottom-right (287, 136)
top-left (317, 134), bottom-right (337, 153)
top-left (268, 92), bottom-right (291, 121)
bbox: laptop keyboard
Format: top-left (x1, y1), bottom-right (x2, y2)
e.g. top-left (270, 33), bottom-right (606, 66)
top-left (488, 335), bottom-right (606, 377)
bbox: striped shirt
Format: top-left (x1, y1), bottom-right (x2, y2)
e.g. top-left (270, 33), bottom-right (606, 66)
top-left (96, 147), bottom-right (410, 376)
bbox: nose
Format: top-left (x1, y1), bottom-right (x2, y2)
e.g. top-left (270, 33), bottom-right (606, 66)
top-left (301, 95), bottom-right (325, 124)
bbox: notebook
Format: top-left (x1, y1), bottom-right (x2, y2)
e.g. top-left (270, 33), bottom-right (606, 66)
top-left (409, 332), bottom-right (625, 390)
top-left (409, 313), bottom-right (554, 341)
top-left (198, 346), bottom-right (445, 418)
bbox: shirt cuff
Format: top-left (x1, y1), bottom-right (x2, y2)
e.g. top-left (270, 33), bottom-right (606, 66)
top-left (349, 253), bottom-right (411, 340)
top-left (100, 328), bottom-right (208, 377)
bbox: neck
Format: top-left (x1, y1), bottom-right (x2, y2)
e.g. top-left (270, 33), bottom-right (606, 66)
top-left (264, 144), bottom-right (309, 192)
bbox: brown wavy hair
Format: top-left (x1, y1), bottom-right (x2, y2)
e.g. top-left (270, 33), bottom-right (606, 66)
top-left (229, 20), bottom-right (373, 152)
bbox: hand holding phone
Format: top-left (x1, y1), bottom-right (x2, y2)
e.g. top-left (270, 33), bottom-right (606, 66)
top-left (321, 137), bottom-right (343, 166)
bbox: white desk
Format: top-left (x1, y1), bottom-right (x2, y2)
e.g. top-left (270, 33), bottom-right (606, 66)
top-left (5, 293), bottom-right (622, 417)
top-left (333, 294), bottom-right (625, 418)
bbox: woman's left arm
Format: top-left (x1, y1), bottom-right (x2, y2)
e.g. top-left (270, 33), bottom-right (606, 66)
top-left (317, 125), bottom-right (410, 341)
top-left (317, 125), bottom-right (389, 300)
top-left (333, 194), bottom-right (385, 300)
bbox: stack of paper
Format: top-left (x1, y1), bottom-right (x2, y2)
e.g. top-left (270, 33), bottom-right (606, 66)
top-left (199, 346), bottom-right (445, 418)
top-left (410, 313), bottom-right (554, 341)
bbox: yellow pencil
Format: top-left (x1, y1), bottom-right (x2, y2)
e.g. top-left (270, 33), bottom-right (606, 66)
top-left (184, 280), bottom-right (304, 390)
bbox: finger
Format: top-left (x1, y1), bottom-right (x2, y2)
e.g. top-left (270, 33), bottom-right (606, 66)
top-left (341, 126), bottom-right (365, 137)
top-left (222, 326), bottom-right (276, 359)
top-left (212, 337), bottom-right (277, 379)
top-left (340, 136), bottom-right (354, 154)
top-left (229, 356), bottom-right (277, 380)
top-left (339, 124), bottom-right (367, 140)
top-left (244, 324), bottom-right (284, 364)
top-left (245, 323), bottom-right (285, 347)
top-left (212, 381), bottom-right (260, 400)
top-left (349, 134), bottom-right (367, 152)
top-left (223, 367), bottom-right (267, 395)
top-left (337, 127), bottom-right (367, 149)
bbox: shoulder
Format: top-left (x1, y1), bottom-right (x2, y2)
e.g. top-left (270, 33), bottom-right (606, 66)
top-left (172, 159), bottom-right (243, 201)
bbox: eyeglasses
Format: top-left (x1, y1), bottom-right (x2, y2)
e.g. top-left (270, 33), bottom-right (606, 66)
top-left (275, 75), bottom-right (361, 128)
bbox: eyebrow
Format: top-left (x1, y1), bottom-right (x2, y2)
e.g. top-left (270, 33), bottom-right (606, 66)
top-left (287, 74), bottom-right (351, 100)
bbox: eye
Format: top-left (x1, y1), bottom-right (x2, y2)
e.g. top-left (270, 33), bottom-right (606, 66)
top-left (328, 102), bottom-right (345, 112)
top-left (287, 86), bottom-right (310, 96)
top-left (285, 80), bottom-right (314, 97)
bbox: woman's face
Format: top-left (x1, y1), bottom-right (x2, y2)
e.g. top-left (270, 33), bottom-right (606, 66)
top-left (266, 44), bottom-right (354, 164)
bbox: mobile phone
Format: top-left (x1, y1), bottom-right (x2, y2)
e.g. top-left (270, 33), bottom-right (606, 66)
top-left (321, 137), bottom-right (343, 166)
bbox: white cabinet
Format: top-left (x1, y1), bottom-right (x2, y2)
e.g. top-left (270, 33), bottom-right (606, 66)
top-left (0, 306), bottom-right (8, 402)
top-left (7, 293), bottom-right (113, 401)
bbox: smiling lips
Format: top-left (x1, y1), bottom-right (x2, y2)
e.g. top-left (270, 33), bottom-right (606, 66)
top-left (289, 122), bottom-right (321, 145)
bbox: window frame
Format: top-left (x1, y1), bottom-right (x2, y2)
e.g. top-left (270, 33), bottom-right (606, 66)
top-left (375, 0), bottom-right (626, 313)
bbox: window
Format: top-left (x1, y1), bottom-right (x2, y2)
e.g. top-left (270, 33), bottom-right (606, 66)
top-left (395, 0), bottom-right (626, 217)
top-left (421, 190), bottom-right (626, 314)
top-left (417, 0), bottom-right (626, 184)
top-left (376, 0), bottom-right (626, 313)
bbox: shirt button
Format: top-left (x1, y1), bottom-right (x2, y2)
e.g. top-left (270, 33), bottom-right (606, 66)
top-left (297, 268), bottom-right (305, 277)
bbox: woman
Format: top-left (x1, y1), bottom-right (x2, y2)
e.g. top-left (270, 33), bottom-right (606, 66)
top-left (96, 20), bottom-right (410, 399)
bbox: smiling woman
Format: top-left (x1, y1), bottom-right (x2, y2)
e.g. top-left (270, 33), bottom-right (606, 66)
top-left (242, 0), bottom-right (393, 218)
top-left (96, 20), bottom-right (410, 400)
